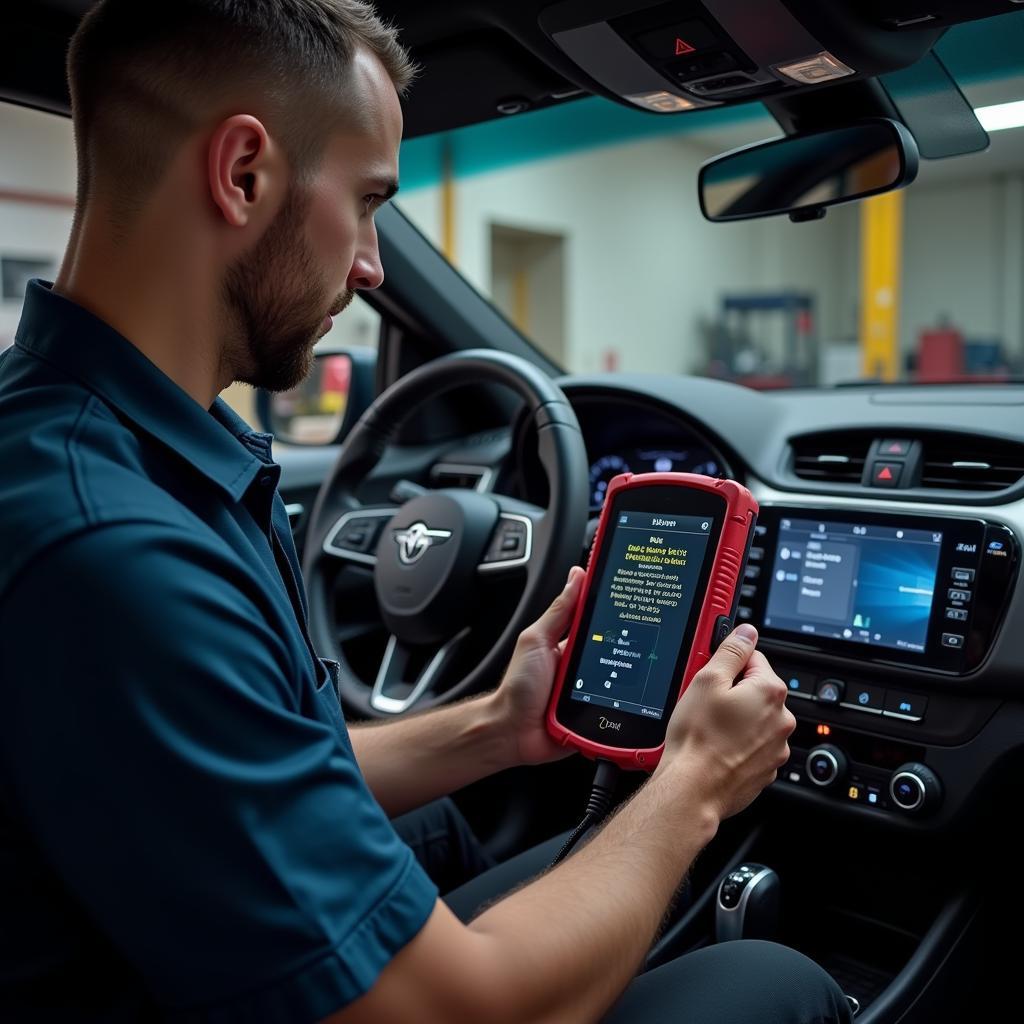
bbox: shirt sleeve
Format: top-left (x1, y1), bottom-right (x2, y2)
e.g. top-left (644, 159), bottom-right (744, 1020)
top-left (0, 523), bottom-right (438, 1022)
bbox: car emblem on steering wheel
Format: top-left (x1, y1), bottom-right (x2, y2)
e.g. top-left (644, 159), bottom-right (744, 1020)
top-left (393, 522), bottom-right (453, 565)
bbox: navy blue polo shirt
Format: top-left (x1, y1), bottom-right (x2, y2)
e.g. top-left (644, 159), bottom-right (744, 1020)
top-left (0, 282), bottom-right (437, 1021)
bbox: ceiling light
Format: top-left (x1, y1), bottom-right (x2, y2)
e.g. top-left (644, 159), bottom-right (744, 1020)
top-left (625, 90), bottom-right (696, 113)
top-left (775, 51), bottom-right (855, 85)
top-left (975, 99), bottom-right (1024, 132)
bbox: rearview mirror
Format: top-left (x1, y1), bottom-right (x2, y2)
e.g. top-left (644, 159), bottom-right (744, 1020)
top-left (255, 347), bottom-right (376, 446)
top-left (699, 118), bottom-right (918, 223)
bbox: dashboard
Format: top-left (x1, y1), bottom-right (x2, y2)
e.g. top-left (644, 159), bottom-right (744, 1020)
top-left (545, 378), bottom-right (1024, 833)
top-left (282, 374), bottom-right (1024, 835)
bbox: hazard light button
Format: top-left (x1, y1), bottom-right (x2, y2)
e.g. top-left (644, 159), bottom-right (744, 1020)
top-left (871, 462), bottom-right (903, 487)
top-left (634, 20), bottom-right (718, 62)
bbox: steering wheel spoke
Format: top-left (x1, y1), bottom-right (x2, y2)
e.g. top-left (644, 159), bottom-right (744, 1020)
top-left (370, 629), bottom-right (471, 714)
top-left (321, 507), bottom-right (397, 566)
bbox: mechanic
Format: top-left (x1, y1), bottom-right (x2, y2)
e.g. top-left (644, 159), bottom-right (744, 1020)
top-left (0, 2), bottom-right (850, 1022)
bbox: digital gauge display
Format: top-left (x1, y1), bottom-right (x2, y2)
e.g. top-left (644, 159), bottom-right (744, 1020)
top-left (588, 450), bottom-right (722, 508)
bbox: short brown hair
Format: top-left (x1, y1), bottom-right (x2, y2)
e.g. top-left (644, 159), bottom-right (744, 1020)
top-left (67, 0), bottom-right (415, 226)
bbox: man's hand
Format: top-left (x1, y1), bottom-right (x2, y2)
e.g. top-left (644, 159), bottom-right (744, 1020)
top-left (488, 566), bottom-right (585, 767)
top-left (660, 622), bottom-right (795, 821)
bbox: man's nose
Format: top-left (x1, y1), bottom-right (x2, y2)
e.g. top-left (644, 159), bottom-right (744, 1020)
top-left (348, 232), bottom-right (384, 291)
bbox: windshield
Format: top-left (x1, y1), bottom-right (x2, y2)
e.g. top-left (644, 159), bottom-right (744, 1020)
top-left (395, 12), bottom-right (1024, 388)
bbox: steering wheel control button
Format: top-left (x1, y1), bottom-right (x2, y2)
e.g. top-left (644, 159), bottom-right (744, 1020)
top-left (806, 745), bottom-right (847, 789)
top-left (784, 671), bottom-right (814, 699)
top-left (871, 461), bottom-right (902, 487)
top-left (883, 690), bottom-right (928, 722)
top-left (945, 607), bottom-right (968, 622)
top-left (815, 678), bottom-right (845, 704)
top-left (947, 588), bottom-right (971, 604)
top-left (323, 509), bottom-right (396, 564)
top-left (951, 566), bottom-right (975, 584)
top-left (941, 632), bottom-right (965, 649)
top-left (480, 515), bottom-right (532, 569)
top-left (840, 683), bottom-right (884, 714)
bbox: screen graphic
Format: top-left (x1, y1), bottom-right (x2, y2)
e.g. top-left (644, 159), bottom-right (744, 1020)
top-left (570, 511), bottom-right (714, 719)
top-left (764, 517), bottom-right (942, 653)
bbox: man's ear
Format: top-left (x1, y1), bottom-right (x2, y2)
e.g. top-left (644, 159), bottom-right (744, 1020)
top-left (207, 114), bottom-right (280, 228)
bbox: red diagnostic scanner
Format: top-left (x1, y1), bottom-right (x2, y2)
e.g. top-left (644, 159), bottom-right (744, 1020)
top-left (546, 472), bottom-right (758, 771)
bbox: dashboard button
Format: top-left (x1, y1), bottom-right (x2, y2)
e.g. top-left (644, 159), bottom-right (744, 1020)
top-left (747, 546), bottom-right (764, 562)
top-left (754, 524), bottom-right (768, 537)
top-left (740, 583), bottom-right (757, 599)
top-left (815, 678), bottom-right (845, 704)
top-left (871, 461), bottom-right (902, 487)
top-left (879, 439), bottom-right (913, 457)
top-left (945, 607), bottom-right (968, 622)
top-left (840, 683), bottom-right (885, 714)
top-left (941, 632), bottom-right (965, 649)
top-left (883, 690), bottom-right (928, 722)
top-left (744, 564), bottom-right (761, 581)
top-left (951, 567), bottom-right (975, 584)
top-left (783, 672), bottom-right (815, 699)
top-left (736, 605), bottom-right (753, 620)
top-left (947, 588), bottom-right (971, 603)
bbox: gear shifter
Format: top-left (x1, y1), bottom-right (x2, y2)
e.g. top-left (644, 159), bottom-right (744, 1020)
top-left (715, 863), bottom-right (781, 942)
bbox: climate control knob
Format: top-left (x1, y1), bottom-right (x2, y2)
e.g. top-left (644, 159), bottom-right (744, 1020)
top-left (805, 745), bottom-right (848, 790)
top-left (890, 762), bottom-right (942, 815)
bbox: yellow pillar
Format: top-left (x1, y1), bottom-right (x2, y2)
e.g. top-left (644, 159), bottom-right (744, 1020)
top-left (441, 138), bottom-right (456, 265)
top-left (860, 190), bottom-right (904, 381)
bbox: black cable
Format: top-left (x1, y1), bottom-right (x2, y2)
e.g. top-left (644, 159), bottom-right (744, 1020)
top-left (550, 759), bottom-right (620, 866)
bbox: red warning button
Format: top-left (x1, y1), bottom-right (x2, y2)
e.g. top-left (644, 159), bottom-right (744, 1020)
top-left (634, 20), bottom-right (718, 62)
top-left (872, 462), bottom-right (902, 487)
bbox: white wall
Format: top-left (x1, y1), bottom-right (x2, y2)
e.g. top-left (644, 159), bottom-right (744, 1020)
top-left (901, 174), bottom-right (1024, 355)
top-left (0, 104), bottom-right (76, 348)
top-left (399, 133), bottom-right (860, 376)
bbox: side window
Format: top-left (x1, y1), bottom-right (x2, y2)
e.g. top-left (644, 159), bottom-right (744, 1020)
top-left (0, 103), bottom-right (75, 351)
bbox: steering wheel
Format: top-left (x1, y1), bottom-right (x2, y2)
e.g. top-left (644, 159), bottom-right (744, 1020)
top-left (302, 350), bottom-right (589, 717)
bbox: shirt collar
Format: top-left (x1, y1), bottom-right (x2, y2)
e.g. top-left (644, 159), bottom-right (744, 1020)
top-left (15, 280), bottom-right (270, 501)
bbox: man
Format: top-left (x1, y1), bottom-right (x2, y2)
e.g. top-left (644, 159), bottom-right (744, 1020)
top-left (0, 2), bottom-right (850, 1021)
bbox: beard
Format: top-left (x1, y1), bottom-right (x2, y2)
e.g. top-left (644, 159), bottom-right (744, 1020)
top-left (221, 185), bottom-right (352, 393)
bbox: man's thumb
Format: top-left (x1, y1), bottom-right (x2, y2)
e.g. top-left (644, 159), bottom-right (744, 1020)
top-left (701, 623), bottom-right (758, 685)
top-left (532, 566), bottom-right (584, 642)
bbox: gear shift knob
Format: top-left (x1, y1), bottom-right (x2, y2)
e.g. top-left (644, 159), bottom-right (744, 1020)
top-left (715, 863), bottom-right (781, 942)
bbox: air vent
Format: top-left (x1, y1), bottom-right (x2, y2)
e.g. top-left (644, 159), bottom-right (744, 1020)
top-left (791, 436), bottom-right (869, 483)
top-left (920, 437), bottom-right (1024, 492)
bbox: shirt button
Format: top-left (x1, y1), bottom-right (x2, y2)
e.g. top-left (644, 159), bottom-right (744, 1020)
top-left (258, 474), bottom-right (274, 488)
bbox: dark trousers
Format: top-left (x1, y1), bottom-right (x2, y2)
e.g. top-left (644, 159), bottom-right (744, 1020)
top-left (393, 800), bottom-right (852, 1024)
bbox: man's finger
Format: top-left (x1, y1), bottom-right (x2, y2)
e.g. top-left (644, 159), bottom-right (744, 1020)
top-left (697, 623), bottom-right (758, 688)
top-left (527, 566), bottom-right (585, 644)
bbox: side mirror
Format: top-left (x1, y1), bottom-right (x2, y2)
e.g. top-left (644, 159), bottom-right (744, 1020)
top-left (255, 346), bottom-right (376, 446)
top-left (699, 118), bottom-right (918, 223)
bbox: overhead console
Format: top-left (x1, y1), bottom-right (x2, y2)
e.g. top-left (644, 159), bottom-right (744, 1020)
top-left (539, 0), bottom-right (942, 114)
top-left (741, 507), bottom-right (1018, 676)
